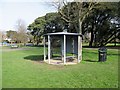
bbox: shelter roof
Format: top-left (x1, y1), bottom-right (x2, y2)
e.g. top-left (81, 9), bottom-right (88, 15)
top-left (44, 32), bottom-right (82, 36)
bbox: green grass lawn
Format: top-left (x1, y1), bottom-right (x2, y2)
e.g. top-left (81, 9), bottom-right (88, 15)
top-left (2, 46), bottom-right (118, 88)
top-left (0, 46), bottom-right (2, 89)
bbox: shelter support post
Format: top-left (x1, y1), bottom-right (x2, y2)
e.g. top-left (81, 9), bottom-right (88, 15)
top-left (78, 35), bottom-right (82, 63)
top-left (61, 38), bottom-right (64, 61)
top-left (44, 36), bottom-right (46, 61)
top-left (63, 35), bottom-right (66, 64)
top-left (48, 35), bottom-right (51, 64)
top-left (80, 36), bottom-right (82, 61)
top-left (72, 37), bottom-right (75, 57)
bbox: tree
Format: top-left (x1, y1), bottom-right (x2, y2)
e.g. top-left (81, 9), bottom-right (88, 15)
top-left (15, 19), bottom-right (28, 45)
top-left (44, 12), bottom-right (64, 33)
top-left (28, 1), bottom-right (120, 48)
top-left (28, 16), bottom-right (46, 45)
top-left (26, 31), bottom-right (34, 43)
top-left (28, 12), bottom-right (63, 45)
top-left (6, 30), bottom-right (18, 42)
top-left (83, 2), bottom-right (120, 47)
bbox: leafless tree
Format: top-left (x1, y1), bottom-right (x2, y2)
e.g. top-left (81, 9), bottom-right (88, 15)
top-left (15, 19), bottom-right (28, 45)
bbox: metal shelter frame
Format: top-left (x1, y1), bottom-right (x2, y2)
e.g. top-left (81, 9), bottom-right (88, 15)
top-left (44, 32), bottom-right (82, 65)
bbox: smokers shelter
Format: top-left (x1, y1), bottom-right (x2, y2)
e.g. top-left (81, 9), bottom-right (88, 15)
top-left (43, 31), bottom-right (82, 65)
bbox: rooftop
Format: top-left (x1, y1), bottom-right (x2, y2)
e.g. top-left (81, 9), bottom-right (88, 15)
top-left (44, 32), bottom-right (82, 36)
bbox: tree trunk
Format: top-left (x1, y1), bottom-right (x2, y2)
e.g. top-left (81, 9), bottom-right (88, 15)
top-left (89, 26), bottom-right (94, 47)
top-left (114, 30), bottom-right (117, 46)
top-left (78, 10), bottom-right (82, 62)
top-left (36, 40), bottom-right (39, 46)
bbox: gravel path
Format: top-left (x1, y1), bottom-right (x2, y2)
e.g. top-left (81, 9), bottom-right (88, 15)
top-left (2, 47), bottom-right (30, 52)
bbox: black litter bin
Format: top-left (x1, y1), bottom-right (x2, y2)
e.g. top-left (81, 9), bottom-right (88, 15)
top-left (98, 47), bottom-right (107, 62)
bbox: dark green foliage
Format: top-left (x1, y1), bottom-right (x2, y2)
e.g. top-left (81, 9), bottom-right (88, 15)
top-left (28, 12), bottom-right (66, 45)
top-left (28, 2), bottom-right (120, 46)
top-left (6, 30), bottom-right (18, 41)
top-left (83, 2), bottom-right (120, 47)
top-left (27, 16), bottom-right (46, 45)
top-left (44, 12), bottom-right (64, 33)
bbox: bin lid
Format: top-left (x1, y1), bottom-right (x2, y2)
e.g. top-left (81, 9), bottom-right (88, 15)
top-left (98, 47), bottom-right (107, 52)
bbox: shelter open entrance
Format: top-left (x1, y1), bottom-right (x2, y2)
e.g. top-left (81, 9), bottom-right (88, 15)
top-left (43, 32), bottom-right (82, 65)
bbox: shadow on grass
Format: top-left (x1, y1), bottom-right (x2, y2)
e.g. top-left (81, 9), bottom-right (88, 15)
top-left (83, 51), bottom-right (119, 56)
top-left (26, 45), bottom-right (48, 47)
top-left (83, 51), bottom-right (98, 54)
top-left (107, 53), bottom-right (119, 56)
top-left (24, 55), bottom-right (44, 62)
top-left (84, 59), bottom-right (98, 62)
top-left (83, 46), bottom-right (120, 49)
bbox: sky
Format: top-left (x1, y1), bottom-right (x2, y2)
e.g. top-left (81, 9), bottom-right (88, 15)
top-left (0, 0), bottom-right (119, 32)
top-left (0, 0), bottom-right (57, 31)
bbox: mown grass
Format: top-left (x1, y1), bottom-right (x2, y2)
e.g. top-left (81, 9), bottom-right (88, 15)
top-left (2, 46), bottom-right (119, 88)
top-left (0, 46), bottom-right (2, 89)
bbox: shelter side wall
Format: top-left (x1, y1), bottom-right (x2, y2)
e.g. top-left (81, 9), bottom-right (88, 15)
top-left (74, 36), bottom-right (78, 55)
top-left (66, 36), bottom-right (73, 53)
